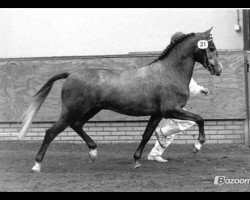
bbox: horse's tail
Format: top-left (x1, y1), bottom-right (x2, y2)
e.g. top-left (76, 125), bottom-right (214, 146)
top-left (18, 73), bottom-right (70, 140)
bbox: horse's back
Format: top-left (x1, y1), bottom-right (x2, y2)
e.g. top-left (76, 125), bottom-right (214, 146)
top-left (63, 69), bottom-right (119, 90)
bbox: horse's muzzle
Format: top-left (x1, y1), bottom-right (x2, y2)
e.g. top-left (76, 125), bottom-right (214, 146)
top-left (210, 67), bottom-right (221, 76)
top-left (209, 59), bottom-right (223, 76)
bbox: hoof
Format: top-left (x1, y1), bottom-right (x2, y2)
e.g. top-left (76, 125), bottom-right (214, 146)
top-left (133, 161), bottom-right (141, 169)
top-left (193, 143), bottom-right (202, 154)
top-left (89, 149), bottom-right (97, 162)
top-left (32, 162), bottom-right (41, 173)
top-left (193, 146), bottom-right (199, 154)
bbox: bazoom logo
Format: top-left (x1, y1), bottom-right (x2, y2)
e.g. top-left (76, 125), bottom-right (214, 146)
top-left (214, 176), bottom-right (250, 185)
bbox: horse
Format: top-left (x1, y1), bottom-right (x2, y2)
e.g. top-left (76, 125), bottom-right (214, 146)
top-left (18, 27), bottom-right (223, 172)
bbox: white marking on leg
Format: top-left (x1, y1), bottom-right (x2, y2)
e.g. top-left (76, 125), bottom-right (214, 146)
top-left (193, 142), bottom-right (203, 154)
top-left (194, 142), bottom-right (202, 151)
top-left (89, 149), bottom-right (97, 162)
top-left (133, 161), bottom-right (141, 169)
top-left (32, 162), bottom-right (41, 173)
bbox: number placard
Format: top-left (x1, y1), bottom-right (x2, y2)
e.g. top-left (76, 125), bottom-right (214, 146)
top-left (197, 40), bottom-right (208, 49)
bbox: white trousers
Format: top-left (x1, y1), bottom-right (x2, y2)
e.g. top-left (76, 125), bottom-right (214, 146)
top-left (149, 118), bottom-right (196, 156)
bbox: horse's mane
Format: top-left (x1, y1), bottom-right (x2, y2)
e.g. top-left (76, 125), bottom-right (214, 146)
top-left (149, 32), bottom-right (196, 64)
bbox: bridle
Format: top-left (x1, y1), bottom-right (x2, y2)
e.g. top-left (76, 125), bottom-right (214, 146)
top-left (203, 35), bottom-right (215, 73)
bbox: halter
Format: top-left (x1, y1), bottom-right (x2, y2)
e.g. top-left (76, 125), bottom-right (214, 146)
top-left (204, 35), bottom-right (214, 72)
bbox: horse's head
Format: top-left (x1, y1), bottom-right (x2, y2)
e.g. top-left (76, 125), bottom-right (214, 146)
top-left (194, 27), bottom-right (223, 76)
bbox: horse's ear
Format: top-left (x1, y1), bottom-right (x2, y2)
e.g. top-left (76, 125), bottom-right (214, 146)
top-left (204, 27), bottom-right (213, 38)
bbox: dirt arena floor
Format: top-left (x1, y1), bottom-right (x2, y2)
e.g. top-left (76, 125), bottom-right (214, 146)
top-left (0, 141), bottom-right (250, 192)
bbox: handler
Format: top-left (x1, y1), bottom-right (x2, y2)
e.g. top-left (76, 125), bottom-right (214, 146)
top-left (147, 31), bottom-right (209, 163)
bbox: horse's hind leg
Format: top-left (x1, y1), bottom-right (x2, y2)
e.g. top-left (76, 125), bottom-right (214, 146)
top-left (32, 117), bottom-right (68, 172)
top-left (133, 115), bottom-right (162, 169)
top-left (70, 107), bottom-right (101, 162)
top-left (70, 124), bottom-right (98, 162)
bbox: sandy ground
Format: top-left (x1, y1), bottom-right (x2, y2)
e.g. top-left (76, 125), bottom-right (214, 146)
top-left (0, 141), bottom-right (250, 192)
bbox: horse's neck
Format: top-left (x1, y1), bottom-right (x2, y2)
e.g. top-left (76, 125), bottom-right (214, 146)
top-left (161, 49), bottom-right (195, 86)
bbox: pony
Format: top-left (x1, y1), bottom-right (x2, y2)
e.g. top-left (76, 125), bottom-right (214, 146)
top-left (18, 27), bottom-right (223, 172)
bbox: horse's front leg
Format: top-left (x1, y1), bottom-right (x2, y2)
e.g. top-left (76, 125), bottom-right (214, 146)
top-left (133, 115), bottom-right (162, 169)
top-left (168, 108), bottom-right (206, 154)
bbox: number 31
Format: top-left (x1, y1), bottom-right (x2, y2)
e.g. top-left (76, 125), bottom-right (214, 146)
top-left (197, 40), bottom-right (208, 49)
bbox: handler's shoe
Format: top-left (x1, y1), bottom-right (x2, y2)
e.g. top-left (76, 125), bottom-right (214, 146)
top-left (147, 154), bottom-right (168, 163)
top-left (155, 128), bottom-right (168, 148)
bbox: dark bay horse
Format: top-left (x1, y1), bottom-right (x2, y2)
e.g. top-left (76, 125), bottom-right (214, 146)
top-left (18, 28), bottom-right (223, 172)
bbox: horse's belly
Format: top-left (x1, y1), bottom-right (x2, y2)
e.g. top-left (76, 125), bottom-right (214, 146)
top-left (107, 108), bottom-right (153, 117)
top-left (107, 107), bottom-right (154, 117)
top-left (101, 100), bottom-right (158, 117)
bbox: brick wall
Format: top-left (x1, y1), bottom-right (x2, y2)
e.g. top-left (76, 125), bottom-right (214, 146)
top-left (0, 120), bottom-right (245, 145)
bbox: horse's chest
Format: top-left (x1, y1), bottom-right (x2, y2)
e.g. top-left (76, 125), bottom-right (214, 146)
top-left (160, 89), bottom-right (189, 109)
